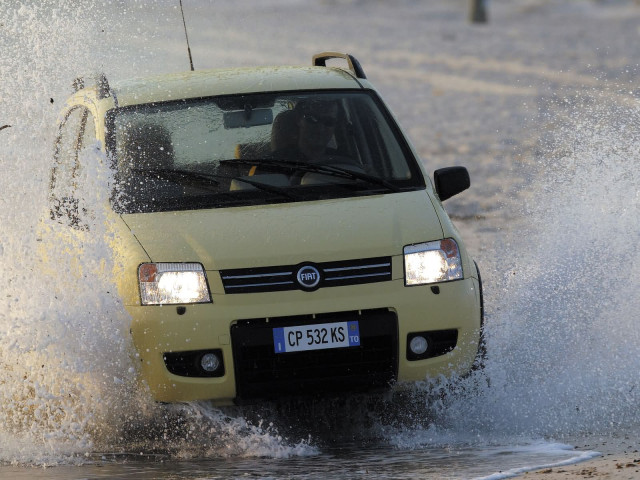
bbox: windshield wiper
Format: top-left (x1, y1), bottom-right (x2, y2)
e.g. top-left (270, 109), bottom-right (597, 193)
top-left (228, 176), bottom-right (297, 200)
top-left (307, 163), bottom-right (400, 192)
top-left (221, 158), bottom-right (400, 192)
top-left (220, 158), bottom-right (301, 171)
top-left (132, 167), bottom-right (296, 200)
top-left (131, 168), bottom-right (220, 187)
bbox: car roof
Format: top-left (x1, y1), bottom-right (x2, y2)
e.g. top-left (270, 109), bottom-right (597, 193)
top-left (109, 65), bottom-right (368, 108)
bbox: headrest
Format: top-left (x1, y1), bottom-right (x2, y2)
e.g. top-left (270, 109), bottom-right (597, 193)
top-left (270, 110), bottom-right (298, 152)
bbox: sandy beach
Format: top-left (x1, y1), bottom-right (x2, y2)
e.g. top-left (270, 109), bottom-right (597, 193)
top-left (526, 453), bottom-right (640, 479)
top-left (527, 461), bottom-right (640, 479)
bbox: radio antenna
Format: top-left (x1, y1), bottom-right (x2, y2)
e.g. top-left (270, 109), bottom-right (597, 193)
top-left (179, 0), bottom-right (195, 71)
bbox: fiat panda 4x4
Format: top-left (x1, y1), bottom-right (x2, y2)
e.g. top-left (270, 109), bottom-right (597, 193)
top-left (48, 53), bottom-right (483, 405)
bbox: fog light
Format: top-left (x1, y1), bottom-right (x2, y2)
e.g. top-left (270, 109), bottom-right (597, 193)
top-left (409, 336), bottom-right (428, 355)
top-left (200, 353), bottom-right (220, 372)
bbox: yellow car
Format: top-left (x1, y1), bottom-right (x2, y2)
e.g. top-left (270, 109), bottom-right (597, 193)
top-left (47, 52), bottom-right (483, 405)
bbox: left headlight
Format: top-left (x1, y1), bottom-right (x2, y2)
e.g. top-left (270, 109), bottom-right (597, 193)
top-left (404, 238), bottom-right (463, 286)
top-left (138, 262), bottom-right (212, 305)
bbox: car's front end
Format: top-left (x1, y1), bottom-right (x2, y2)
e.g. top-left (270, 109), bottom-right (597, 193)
top-left (121, 190), bottom-right (481, 404)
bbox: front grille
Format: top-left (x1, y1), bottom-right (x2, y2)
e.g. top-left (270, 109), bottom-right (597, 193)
top-left (230, 309), bottom-right (398, 402)
top-left (220, 256), bottom-right (392, 294)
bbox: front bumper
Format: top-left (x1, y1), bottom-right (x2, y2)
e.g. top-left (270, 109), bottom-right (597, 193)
top-left (129, 275), bottom-right (481, 405)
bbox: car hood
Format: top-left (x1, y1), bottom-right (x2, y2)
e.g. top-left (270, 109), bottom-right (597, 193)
top-left (121, 191), bottom-right (443, 271)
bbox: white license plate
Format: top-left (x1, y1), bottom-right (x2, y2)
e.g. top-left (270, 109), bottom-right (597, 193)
top-left (273, 321), bottom-right (360, 354)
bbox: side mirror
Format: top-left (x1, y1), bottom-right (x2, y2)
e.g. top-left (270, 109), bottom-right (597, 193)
top-left (433, 166), bottom-right (470, 201)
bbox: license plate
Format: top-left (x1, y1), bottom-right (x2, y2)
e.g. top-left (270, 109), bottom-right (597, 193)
top-left (273, 321), bottom-right (360, 354)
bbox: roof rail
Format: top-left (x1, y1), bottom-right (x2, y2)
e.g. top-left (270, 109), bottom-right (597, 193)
top-left (312, 52), bottom-right (367, 80)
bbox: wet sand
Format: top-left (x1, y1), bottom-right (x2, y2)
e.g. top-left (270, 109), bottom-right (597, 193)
top-left (525, 457), bottom-right (640, 479)
top-left (521, 437), bottom-right (640, 479)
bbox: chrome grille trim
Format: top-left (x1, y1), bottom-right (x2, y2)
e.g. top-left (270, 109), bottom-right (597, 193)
top-left (220, 257), bottom-right (392, 294)
top-left (224, 280), bottom-right (295, 289)
top-left (324, 262), bottom-right (390, 272)
top-left (222, 271), bottom-right (293, 280)
top-left (325, 272), bottom-right (390, 281)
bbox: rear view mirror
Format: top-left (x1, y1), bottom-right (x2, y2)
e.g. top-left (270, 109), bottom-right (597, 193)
top-left (223, 108), bottom-right (273, 129)
top-left (433, 166), bottom-right (470, 201)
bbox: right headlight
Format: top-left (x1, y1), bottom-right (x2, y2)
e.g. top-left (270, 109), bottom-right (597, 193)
top-left (404, 238), bottom-right (463, 286)
top-left (138, 262), bottom-right (212, 305)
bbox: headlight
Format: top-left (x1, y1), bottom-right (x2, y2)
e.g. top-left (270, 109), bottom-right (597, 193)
top-left (404, 238), bottom-right (463, 286)
top-left (138, 263), bottom-right (211, 305)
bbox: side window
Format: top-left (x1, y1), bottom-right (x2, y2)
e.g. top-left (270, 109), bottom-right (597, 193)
top-left (50, 106), bottom-right (96, 229)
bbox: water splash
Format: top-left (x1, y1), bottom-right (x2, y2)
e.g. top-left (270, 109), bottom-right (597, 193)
top-left (437, 87), bottom-right (640, 440)
top-left (0, 2), bottom-right (325, 464)
top-left (1, 2), bottom-right (110, 464)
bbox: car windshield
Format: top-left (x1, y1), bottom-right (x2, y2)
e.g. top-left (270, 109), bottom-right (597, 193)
top-left (106, 90), bottom-right (425, 213)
